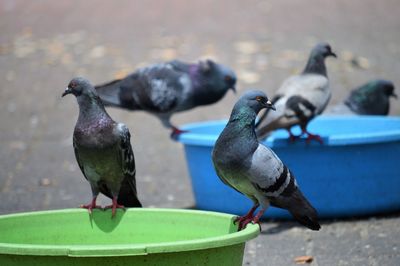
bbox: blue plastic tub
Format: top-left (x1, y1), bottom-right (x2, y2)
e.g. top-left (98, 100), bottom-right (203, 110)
top-left (178, 116), bottom-right (400, 219)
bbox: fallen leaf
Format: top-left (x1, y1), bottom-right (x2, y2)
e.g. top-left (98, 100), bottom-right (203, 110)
top-left (234, 41), bottom-right (260, 54)
top-left (294, 255), bottom-right (314, 264)
top-left (149, 48), bottom-right (177, 61)
top-left (160, 48), bottom-right (177, 60)
top-left (47, 40), bottom-right (65, 57)
top-left (340, 50), bottom-right (354, 62)
top-left (351, 56), bottom-right (370, 69)
top-left (39, 178), bottom-right (52, 187)
top-left (9, 141), bottom-right (27, 151)
top-left (6, 70), bottom-right (16, 81)
top-left (61, 53), bottom-right (73, 66)
top-left (0, 44), bottom-right (10, 55)
top-left (113, 69), bottom-right (131, 79)
top-left (89, 45), bottom-right (106, 59)
top-left (238, 70), bottom-right (260, 84)
top-left (201, 43), bottom-right (218, 60)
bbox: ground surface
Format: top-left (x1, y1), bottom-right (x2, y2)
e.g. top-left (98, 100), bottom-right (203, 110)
top-left (0, 1), bottom-right (399, 265)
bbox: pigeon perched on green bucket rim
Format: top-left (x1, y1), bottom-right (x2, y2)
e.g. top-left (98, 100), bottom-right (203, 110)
top-left (95, 59), bottom-right (236, 139)
top-left (62, 77), bottom-right (142, 217)
top-left (328, 79), bottom-right (397, 115)
top-left (212, 90), bottom-right (321, 231)
top-left (256, 43), bottom-right (336, 143)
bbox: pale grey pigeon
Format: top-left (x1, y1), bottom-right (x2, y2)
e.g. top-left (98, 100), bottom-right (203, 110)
top-left (212, 90), bottom-right (321, 231)
top-left (62, 77), bottom-right (142, 217)
top-left (327, 79), bottom-right (396, 115)
top-left (95, 59), bottom-right (236, 139)
top-left (256, 43), bottom-right (336, 143)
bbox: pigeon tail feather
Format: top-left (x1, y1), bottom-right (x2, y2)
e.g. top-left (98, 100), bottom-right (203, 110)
top-left (117, 189), bottom-right (142, 207)
top-left (117, 177), bottom-right (142, 207)
top-left (287, 190), bottom-right (321, 231)
top-left (95, 79), bottom-right (124, 107)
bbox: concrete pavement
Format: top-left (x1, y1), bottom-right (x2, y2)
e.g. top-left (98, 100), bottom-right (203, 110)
top-left (1, 1), bottom-right (399, 265)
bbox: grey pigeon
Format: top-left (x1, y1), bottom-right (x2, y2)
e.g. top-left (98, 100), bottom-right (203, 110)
top-left (95, 59), bottom-right (236, 139)
top-left (62, 77), bottom-right (142, 217)
top-left (327, 79), bottom-right (397, 115)
top-left (255, 43), bottom-right (336, 143)
top-left (212, 90), bottom-right (321, 231)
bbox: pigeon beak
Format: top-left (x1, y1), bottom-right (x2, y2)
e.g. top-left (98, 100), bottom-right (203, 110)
top-left (391, 93), bottom-right (398, 99)
top-left (62, 87), bottom-right (72, 97)
top-left (266, 100), bottom-right (276, 111)
top-left (231, 86), bottom-right (237, 94)
top-left (329, 51), bottom-right (337, 58)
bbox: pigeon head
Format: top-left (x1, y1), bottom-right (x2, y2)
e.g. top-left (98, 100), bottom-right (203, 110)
top-left (238, 90), bottom-right (275, 112)
top-left (346, 79), bottom-right (396, 115)
top-left (62, 77), bottom-right (96, 98)
top-left (231, 90), bottom-right (275, 120)
top-left (312, 42), bottom-right (337, 58)
top-left (196, 59), bottom-right (237, 93)
top-left (354, 79), bottom-right (396, 99)
top-left (378, 80), bottom-right (397, 98)
top-left (303, 42), bottom-right (336, 76)
top-left (63, 77), bottom-right (110, 120)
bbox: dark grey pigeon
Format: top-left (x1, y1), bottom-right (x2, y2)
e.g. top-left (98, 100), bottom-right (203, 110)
top-left (255, 43), bottom-right (336, 143)
top-left (95, 59), bottom-right (236, 139)
top-left (212, 90), bottom-right (320, 231)
top-left (327, 79), bottom-right (397, 115)
top-left (62, 77), bottom-right (142, 217)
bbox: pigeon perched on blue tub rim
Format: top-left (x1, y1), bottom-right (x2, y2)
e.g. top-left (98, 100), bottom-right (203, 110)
top-left (344, 79), bottom-right (396, 115)
top-left (256, 43), bottom-right (336, 143)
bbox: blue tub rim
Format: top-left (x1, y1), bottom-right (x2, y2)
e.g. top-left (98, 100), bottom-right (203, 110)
top-left (178, 116), bottom-right (400, 146)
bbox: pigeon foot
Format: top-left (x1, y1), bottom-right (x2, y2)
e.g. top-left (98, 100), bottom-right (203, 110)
top-left (80, 197), bottom-right (102, 214)
top-left (104, 197), bottom-right (125, 218)
top-left (305, 132), bottom-right (323, 144)
top-left (236, 217), bottom-right (255, 231)
top-left (234, 204), bottom-right (259, 231)
top-left (288, 131), bottom-right (302, 143)
top-left (250, 208), bottom-right (267, 231)
top-left (170, 127), bottom-right (189, 140)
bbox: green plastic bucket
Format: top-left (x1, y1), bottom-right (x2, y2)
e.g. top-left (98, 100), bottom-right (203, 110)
top-left (0, 208), bottom-right (259, 265)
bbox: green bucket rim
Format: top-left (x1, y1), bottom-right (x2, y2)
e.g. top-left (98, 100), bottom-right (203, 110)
top-left (0, 208), bottom-right (260, 257)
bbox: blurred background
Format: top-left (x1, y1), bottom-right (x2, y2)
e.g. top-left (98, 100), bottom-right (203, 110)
top-left (0, 0), bottom-right (399, 265)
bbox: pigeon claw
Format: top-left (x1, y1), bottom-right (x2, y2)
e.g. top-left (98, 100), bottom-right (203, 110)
top-left (234, 204), bottom-right (260, 231)
top-left (170, 127), bottom-right (189, 140)
top-left (104, 197), bottom-right (125, 218)
top-left (80, 202), bottom-right (102, 215)
top-left (288, 134), bottom-right (301, 143)
top-left (234, 215), bottom-right (256, 231)
top-left (305, 133), bottom-right (323, 144)
top-left (234, 216), bottom-right (253, 231)
top-left (251, 217), bottom-right (263, 232)
top-left (286, 129), bottom-right (302, 143)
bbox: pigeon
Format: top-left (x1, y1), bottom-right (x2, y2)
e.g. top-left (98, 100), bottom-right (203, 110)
top-left (327, 79), bottom-right (397, 115)
top-left (62, 77), bottom-right (142, 217)
top-left (255, 43), bottom-right (336, 143)
top-left (95, 59), bottom-right (237, 139)
top-left (212, 90), bottom-right (321, 231)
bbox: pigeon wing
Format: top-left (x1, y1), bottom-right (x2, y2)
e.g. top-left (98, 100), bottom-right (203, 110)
top-left (73, 136), bottom-right (89, 181)
top-left (246, 144), bottom-right (290, 198)
top-left (132, 65), bottom-right (182, 113)
top-left (247, 144), bottom-right (320, 230)
top-left (115, 123), bottom-right (141, 207)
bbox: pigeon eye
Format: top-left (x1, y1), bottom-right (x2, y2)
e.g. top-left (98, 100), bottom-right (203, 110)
top-left (69, 82), bottom-right (77, 89)
top-left (256, 96), bottom-right (263, 102)
top-left (225, 76), bottom-right (232, 82)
